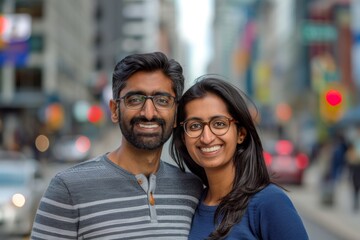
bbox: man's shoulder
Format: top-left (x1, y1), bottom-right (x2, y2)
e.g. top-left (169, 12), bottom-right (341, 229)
top-left (55, 154), bottom-right (108, 179)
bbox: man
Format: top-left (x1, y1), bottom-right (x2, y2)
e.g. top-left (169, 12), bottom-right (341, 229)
top-left (31, 52), bottom-right (203, 239)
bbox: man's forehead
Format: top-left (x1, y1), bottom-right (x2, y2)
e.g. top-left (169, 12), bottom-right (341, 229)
top-left (120, 72), bottom-right (174, 95)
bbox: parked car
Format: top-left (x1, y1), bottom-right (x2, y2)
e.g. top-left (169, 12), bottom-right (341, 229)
top-left (52, 135), bottom-right (92, 162)
top-left (263, 139), bottom-right (309, 185)
top-left (0, 149), bottom-right (27, 160)
top-left (0, 156), bottom-right (45, 236)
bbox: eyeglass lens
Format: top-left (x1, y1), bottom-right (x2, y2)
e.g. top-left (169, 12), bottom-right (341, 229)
top-left (123, 94), bottom-right (175, 109)
top-left (183, 117), bottom-right (233, 138)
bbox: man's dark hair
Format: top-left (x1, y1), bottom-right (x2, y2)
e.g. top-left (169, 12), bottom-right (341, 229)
top-left (112, 52), bottom-right (185, 100)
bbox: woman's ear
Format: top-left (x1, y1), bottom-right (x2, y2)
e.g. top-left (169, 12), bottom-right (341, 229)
top-left (237, 127), bottom-right (247, 144)
top-left (109, 100), bottom-right (119, 123)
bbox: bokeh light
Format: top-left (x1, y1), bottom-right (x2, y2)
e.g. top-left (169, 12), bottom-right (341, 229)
top-left (12, 193), bottom-right (26, 208)
top-left (35, 134), bottom-right (49, 152)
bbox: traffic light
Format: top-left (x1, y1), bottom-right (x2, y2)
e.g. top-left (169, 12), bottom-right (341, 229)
top-left (45, 103), bottom-right (65, 131)
top-left (325, 89), bottom-right (342, 106)
top-left (87, 104), bottom-right (105, 124)
top-left (319, 85), bottom-right (346, 123)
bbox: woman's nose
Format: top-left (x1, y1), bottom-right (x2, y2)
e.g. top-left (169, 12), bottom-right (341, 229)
top-left (200, 124), bottom-right (216, 143)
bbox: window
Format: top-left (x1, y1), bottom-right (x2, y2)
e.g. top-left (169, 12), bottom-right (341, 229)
top-left (15, 67), bottom-right (42, 91)
top-left (29, 34), bottom-right (44, 52)
top-left (15, 0), bottom-right (44, 19)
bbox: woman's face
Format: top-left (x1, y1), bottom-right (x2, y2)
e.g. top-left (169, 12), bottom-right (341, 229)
top-left (183, 93), bottom-right (246, 172)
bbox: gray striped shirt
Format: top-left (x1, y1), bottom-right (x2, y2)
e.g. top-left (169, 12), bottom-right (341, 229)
top-left (31, 154), bottom-right (203, 239)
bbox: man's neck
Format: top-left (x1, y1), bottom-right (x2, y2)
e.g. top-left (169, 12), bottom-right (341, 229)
top-left (108, 143), bottom-right (162, 176)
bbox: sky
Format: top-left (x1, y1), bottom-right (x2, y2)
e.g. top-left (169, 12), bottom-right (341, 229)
top-left (176, 0), bottom-right (214, 84)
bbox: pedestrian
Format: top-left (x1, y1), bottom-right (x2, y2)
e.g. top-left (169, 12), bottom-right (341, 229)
top-left (31, 52), bottom-right (203, 239)
top-left (170, 76), bottom-right (309, 239)
top-left (346, 142), bottom-right (360, 211)
top-left (320, 133), bottom-right (348, 206)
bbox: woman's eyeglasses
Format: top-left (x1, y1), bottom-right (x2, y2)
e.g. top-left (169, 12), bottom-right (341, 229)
top-left (180, 116), bottom-right (237, 138)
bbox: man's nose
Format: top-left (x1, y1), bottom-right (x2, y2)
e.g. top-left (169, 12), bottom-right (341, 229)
top-left (140, 98), bottom-right (158, 120)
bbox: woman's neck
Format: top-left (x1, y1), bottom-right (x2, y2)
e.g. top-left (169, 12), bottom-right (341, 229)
top-left (203, 165), bottom-right (235, 206)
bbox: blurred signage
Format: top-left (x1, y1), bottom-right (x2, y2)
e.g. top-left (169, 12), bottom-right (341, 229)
top-left (0, 41), bottom-right (29, 66)
top-left (0, 14), bottom-right (31, 66)
top-left (302, 22), bottom-right (338, 43)
top-left (0, 14), bottom-right (31, 43)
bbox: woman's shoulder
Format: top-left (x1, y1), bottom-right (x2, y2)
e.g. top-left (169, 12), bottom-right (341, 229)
top-left (247, 184), bottom-right (301, 223)
top-left (250, 184), bottom-right (291, 207)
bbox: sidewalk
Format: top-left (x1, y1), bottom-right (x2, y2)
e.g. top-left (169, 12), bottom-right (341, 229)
top-left (288, 164), bottom-right (360, 240)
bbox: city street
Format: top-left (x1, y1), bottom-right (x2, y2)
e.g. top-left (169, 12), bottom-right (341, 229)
top-left (1, 0), bottom-right (359, 239)
top-left (287, 165), bottom-right (360, 240)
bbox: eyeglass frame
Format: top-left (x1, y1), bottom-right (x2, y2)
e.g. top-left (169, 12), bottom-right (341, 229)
top-left (180, 116), bottom-right (238, 138)
top-left (115, 93), bottom-right (177, 110)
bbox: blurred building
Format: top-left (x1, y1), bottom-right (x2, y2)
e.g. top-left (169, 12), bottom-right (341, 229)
top-left (0, 0), bottom-right (96, 152)
top-left (92, 0), bottom-right (178, 96)
top-left (209, 0), bottom-right (355, 151)
top-left (0, 0), bottom-right (180, 157)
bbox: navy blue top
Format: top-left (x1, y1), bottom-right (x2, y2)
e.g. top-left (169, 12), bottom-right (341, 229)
top-left (189, 184), bottom-right (309, 240)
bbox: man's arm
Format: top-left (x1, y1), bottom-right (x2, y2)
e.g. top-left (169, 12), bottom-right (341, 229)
top-left (31, 175), bottom-right (79, 240)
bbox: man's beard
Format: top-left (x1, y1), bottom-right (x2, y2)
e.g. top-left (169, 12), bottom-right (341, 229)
top-left (119, 115), bottom-right (173, 150)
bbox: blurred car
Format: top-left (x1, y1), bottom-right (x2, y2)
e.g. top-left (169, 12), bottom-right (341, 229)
top-left (263, 139), bottom-right (309, 185)
top-left (0, 156), bottom-right (45, 236)
top-left (0, 149), bottom-right (27, 160)
top-left (52, 135), bottom-right (91, 162)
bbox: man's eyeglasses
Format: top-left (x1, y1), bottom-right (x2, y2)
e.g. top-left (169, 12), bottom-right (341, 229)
top-left (180, 116), bottom-right (237, 138)
top-left (116, 94), bottom-right (176, 110)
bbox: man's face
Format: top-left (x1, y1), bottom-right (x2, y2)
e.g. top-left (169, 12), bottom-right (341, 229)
top-left (110, 70), bottom-right (177, 150)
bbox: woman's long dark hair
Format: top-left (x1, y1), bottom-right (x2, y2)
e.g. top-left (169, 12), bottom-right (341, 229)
top-left (170, 76), bottom-right (271, 239)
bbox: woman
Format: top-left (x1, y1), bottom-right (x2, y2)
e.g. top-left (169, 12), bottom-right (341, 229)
top-left (170, 76), bottom-right (308, 239)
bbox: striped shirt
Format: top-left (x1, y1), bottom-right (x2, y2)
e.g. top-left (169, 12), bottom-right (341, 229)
top-left (31, 154), bottom-right (203, 240)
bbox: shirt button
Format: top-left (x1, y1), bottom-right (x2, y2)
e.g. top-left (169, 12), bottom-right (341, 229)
top-left (149, 192), bottom-right (155, 206)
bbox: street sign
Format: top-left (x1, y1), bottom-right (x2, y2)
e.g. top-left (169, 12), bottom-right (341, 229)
top-left (0, 41), bottom-right (29, 66)
top-left (0, 14), bottom-right (31, 66)
top-left (0, 14), bottom-right (31, 43)
top-left (302, 22), bottom-right (338, 43)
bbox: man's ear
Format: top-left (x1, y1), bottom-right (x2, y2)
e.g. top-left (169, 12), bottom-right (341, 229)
top-left (109, 100), bottom-right (119, 123)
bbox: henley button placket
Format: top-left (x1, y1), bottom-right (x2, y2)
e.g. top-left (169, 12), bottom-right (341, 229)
top-left (135, 174), bottom-right (158, 222)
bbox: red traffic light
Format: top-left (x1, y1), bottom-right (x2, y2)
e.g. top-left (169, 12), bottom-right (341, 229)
top-left (87, 105), bottom-right (104, 123)
top-left (325, 89), bottom-right (342, 106)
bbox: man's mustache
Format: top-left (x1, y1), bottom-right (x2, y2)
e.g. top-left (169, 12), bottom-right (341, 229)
top-left (131, 117), bottom-right (165, 126)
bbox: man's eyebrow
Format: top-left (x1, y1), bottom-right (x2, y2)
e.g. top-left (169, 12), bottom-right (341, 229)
top-left (123, 91), bottom-right (173, 96)
top-left (122, 90), bottom-right (145, 96)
